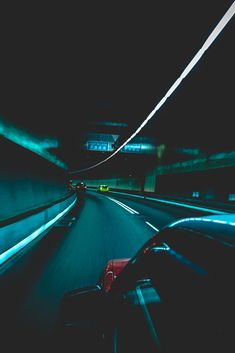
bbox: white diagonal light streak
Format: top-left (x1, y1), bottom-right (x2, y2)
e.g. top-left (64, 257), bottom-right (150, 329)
top-left (70, 2), bottom-right (235, 174)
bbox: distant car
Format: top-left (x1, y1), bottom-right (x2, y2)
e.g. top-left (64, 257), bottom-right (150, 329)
top-left (69, 181), bottom-right (87, 193)
top-left (75, 182), bottom-right (87, 194)
top-left (97, 184), bottom-right (109, 192)
top-left (60, 214), bottom-right (235, 352)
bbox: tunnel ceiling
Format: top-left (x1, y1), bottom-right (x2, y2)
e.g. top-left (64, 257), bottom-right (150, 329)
top-left (0, 1), bottom-right (234, 174)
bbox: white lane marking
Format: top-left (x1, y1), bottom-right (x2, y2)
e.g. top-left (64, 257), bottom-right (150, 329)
top-left (113, 199), bottom-right (139, 214)
top-left (108, 190), bottom-right (144, 199)
top-left (145, 222), bottom-right (159, 232)
top-left (105, 190), bottom-right (228, 215)
top-left (108, 197), bottom-right (139, 214)
top-left (109, 198), bottom-right (134, 214)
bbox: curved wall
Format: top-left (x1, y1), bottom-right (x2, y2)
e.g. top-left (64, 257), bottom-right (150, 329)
top-left (0, 137), bottom-right (69, 221)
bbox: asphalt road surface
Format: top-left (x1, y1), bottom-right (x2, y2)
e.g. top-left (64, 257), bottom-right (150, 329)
top-left (0, 190), bottom-right (215, 349)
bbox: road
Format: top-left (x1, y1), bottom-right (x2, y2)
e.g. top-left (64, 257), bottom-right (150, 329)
top-left (0, 189), bottom-right (214, 349)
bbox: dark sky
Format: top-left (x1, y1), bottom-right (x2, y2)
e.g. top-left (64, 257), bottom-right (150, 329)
top-left (0, 1), bottom-right (234, 171)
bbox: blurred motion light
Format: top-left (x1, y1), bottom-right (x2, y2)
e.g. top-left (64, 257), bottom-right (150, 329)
top-left (70, 2), bottom-right (235, 174)
top-left (169, 215), bottom-right (235, 228)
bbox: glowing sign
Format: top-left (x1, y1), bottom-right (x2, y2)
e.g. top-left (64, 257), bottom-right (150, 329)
top-left (87, 141), bottom-right (109, 151)
top-left (121, 144), bottom-right (141, 153)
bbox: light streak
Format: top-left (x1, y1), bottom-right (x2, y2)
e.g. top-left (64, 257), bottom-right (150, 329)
top-left (70, 2), bottom-right (235, 174)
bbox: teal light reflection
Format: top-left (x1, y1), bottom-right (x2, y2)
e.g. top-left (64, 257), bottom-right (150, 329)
top-left (0, 197), bottom-right (77, 266)
top-left (0, 118), bottom-right (67, 169)
top-left (169, 216), bottom-right (235, 228)
top-left (146, 197), bottom-right (227, 215)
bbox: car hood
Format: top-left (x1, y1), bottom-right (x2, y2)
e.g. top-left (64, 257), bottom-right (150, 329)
top-left (168, 214), bottom-right (235, 246)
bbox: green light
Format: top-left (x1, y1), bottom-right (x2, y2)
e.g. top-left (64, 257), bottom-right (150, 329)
top-left (0, 117), bottom-right (67, 169)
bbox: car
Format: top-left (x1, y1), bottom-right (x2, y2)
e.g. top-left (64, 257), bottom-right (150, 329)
top-left (97, 184), bottom-right (109, 192)
top-left (75, 182), bottom-right (87, 192)
top-left (60, 213), bottom-right (235, 352)
top-left (69, 181), bottom-right (87, 193)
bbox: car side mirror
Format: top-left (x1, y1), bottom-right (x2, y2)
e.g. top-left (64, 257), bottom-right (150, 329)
top-left (60, 285), bottom-right (106, 325)
top-left (59, 285), bottom-right (108, 350)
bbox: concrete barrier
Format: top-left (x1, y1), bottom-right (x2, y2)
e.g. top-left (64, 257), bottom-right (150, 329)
top-left (0, 194), bottom-right (77, 266)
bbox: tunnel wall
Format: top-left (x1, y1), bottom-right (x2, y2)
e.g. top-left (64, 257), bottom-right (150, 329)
top-left (0, 137), bottom-right (77, 265)
top-left (0, 194), bottom-right (76, 260)
top-left (154, 167), bottom-right (235, 201)
top-left (144, 150), bottom-right (235, 200)
top-left (0, 137), bottom-right (69, 221)
top-left (85, 166), bottom-right (235, 202)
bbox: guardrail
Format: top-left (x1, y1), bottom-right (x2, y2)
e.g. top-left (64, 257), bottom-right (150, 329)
top-left (0, 192), bottom-right (77, 267)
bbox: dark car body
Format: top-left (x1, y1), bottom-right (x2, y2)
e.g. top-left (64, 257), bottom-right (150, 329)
top-left (60, 214), bottom-right (235, 352)
top-left (69, 181), bottom-right (87, 193)
top-left (75, 182), bottom-right (87, 192)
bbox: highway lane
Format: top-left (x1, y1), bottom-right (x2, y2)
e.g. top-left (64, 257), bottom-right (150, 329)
top-left (0, 190), bottom-right (214, 349)
top-left (94, 189), bottom-right (215, 231)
